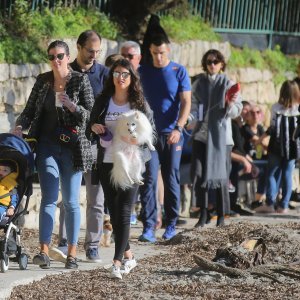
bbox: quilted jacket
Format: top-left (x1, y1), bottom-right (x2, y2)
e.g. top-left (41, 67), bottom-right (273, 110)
top-left (16, 70), bottom-right (94, 171)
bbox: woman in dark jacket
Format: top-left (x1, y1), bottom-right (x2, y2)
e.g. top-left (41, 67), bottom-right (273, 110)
top-left (87, 58), bottom-right (155, 280)
top-left (14, 40), bottom-right (94, 269)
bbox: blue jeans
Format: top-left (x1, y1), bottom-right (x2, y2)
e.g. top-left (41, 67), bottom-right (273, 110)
top-left (266, 152), bottom-right (295, 209)
top-left (36, 139), bottom-right (82, 245)
top-left (140, 134), bottom-right (183, 228)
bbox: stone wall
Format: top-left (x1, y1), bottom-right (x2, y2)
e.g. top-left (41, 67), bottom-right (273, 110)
top-left (0, 38), bottom-right (284, 134)
top-left (0, 38), bottom-right (287, 229)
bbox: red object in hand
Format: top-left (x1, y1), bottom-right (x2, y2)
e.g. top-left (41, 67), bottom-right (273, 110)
top-left (225, 83), bottom-right (240, 103)
top-left (66, 127), bottom-right (78, 134)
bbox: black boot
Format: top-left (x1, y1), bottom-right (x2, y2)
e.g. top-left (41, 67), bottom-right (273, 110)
top-left (216, 215), bottom-right (225, 227)
top-left (195, 208), bottom-right (207, 228)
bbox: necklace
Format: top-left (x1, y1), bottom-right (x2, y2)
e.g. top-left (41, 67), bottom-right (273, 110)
top-left (54, 71), bottom-right (71, 91)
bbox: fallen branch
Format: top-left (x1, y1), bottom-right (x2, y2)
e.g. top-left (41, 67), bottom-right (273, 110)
top-left (193, 254), bottom-right (300, 283)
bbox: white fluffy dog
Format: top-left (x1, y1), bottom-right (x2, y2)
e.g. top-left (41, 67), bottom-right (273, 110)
top-left (111, 110), bottom-right (155, 190)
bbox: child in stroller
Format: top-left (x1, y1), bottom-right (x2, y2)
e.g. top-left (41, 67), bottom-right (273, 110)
top-left (0, 133), bottom-right (35, 273)
top-left (0, 160), bottom-right (19, 221)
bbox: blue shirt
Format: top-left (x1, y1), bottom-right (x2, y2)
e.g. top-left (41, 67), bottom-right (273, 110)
top-left (139, 61), bottom-right (191, 134)
top-left (70, 60), bottom-right (109, 98)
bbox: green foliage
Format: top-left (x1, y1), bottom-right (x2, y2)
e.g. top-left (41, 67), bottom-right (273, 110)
top-left (29, 7), bottom-right (118, 40)
top-left (228, 45), bottom-right (298, 86)
top-left (0, 38), bottom-right (46, 64)
top-left (160, 15), bottom-right (220, 43)
top-left (0, 1), bottom-right (118, 63)
top-left (229, 46), bottom-right (267, 69)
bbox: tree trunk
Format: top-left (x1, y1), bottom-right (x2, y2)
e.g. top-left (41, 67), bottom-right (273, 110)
top-left (109, 0), bottom-right (184, 41)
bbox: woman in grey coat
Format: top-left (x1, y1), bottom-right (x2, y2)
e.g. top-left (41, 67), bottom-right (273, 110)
top-left (190, 49), bottom-right (242, 227)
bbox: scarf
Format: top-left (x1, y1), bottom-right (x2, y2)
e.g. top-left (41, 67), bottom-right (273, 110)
top-left (193, 73), bottom-right (230, 188)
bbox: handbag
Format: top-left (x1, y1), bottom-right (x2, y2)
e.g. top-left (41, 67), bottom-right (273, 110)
top-left (55, 126), bottom-right (79, 148)
top-left (55, 107), bottom-right (79, 149)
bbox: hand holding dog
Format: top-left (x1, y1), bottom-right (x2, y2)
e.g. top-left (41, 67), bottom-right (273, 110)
top-left (167, 130), bottom-right (181, 144)
top-left (91, 123), bottom-right (106, 135)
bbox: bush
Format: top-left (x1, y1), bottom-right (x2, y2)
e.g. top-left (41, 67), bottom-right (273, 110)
top-left (228, 45), bottom-right (298, 86)
top-left (0, 1), bottom-right (118, 63)
top-left (160, 15), bottom-right (220, 43)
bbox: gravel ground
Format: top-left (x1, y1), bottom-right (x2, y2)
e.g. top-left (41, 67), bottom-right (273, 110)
top-left (7, 221), bottom-right (300, 300)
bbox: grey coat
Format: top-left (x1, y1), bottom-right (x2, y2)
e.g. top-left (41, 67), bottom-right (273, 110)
top-left (191, 73), bottom-right (242, 188)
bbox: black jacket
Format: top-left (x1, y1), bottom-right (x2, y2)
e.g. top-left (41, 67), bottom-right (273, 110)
top-left (87, 94), bottom-right (156, 165)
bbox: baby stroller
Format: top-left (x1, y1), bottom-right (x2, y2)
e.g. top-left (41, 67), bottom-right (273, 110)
top-left (0, 133), bottom-right (35, 273)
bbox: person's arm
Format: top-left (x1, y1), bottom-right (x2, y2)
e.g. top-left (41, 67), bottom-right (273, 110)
top-left (177, 90), bottom-right (192, 128)
top-left (13, 75), bottom-right (43, 136)
top-left (231, 152), bottom-right (252, 174)
top-left (66, 74), bottom-right (94, 127)
top-left (226, 81), bottom-right (242, 119)
top-left (167, 90), bottom-right (191, 144)
top-left (86, 94), bottom-right (107, 138)
top-left (7, 193), bottom-right (18, 216)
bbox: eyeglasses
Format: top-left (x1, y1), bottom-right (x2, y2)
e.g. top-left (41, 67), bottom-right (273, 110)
top-left (48, 53), bottom-right (65, 61)
top-left (121, 53), bottom-right (136, 60)
top-left (112, 71), bottom-right (131, 79)
top-left (207, 59), bottom-right (220, 66)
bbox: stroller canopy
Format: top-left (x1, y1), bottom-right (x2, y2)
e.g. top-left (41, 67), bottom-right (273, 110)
top-left (0, 133), bottom-right (35, 175)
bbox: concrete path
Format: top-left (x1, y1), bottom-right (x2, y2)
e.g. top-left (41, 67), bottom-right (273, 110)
top-left (1, 212), bottom-right (300, 299)
top-left (0, 221), bottom-right (176, 299)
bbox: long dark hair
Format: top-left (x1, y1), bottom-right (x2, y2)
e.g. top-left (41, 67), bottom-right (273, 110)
top-left (278, 80), bottom-right (300, 108)
top-left (101, 58), bottom-right (147, 111)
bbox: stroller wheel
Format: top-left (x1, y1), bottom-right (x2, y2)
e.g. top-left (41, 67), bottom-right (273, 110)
top-left (0, 255), bottom-right (9, 273)
top-left (18, 253), bottom-right (28, 270)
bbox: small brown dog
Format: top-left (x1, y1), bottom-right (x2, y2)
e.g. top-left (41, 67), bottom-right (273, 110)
top-left (100, 215), bottom-right (113, 247)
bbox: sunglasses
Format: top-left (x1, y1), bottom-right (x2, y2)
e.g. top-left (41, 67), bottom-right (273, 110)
top-left (121, 53), bottom-right (136, 60)
top-left (207, 59), bottom-right (220, 66)
top-left (112, 71), bottom-right (131, 79)
top-left (48, 53), bottom-right (65, 61)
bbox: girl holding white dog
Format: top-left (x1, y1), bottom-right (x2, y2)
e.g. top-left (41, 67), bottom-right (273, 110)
top-left (87, 58), bottom-right (155, 279)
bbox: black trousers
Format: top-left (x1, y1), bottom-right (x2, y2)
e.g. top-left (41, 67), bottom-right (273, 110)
top-left (191, 140), bottom-right (231, 215)
top-left (99, 163), bottom-right (138, 262)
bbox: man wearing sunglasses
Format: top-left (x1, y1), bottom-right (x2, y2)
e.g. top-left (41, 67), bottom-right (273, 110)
top-left (120, 41), bottom-right (142, 71)
top-left (53, 30), bottom-right (109, 264)
top-left (138, 35), bottom-right (191, 242)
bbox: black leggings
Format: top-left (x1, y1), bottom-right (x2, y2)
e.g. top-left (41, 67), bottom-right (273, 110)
top-left (99, 163), bottom-right (138, 262)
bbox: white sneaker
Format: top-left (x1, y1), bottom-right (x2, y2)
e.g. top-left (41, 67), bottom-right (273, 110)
top-left (109, 265), bottom-right (122, 279)
top-left (120, 258), bottom-right (137, 274)
top-left (48, 247), bottom-right (67, 263)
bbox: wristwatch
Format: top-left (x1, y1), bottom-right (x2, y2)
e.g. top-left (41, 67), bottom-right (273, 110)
top-left (174, 124), bottom-right (183, 133)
